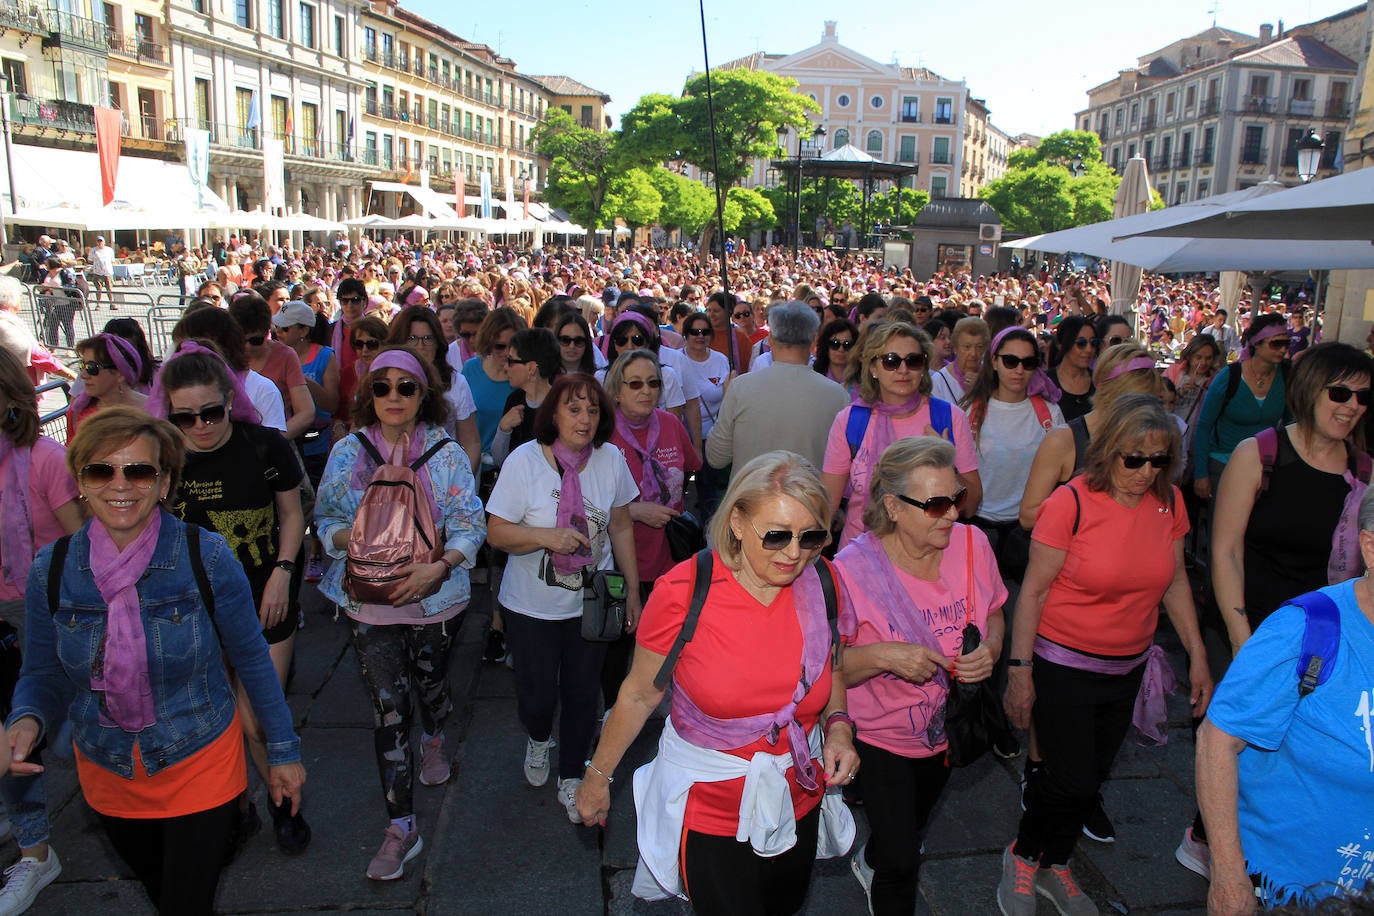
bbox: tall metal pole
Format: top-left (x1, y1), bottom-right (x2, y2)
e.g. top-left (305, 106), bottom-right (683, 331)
top-left (792, 130), bottom-right (803, 261)
top-left (0, 75), bottom-right (18, 252)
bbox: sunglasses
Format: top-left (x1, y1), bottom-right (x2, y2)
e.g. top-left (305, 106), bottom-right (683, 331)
top-left (1073, 337), bottom-right (1100, 349)
top-left (732, 311), bottom-right (751, 320)
top-left (80, 461), bottom-right (160, 488)
top-left (245, 334), bottom-right (267, 347)
top-left (79, 360), bottom-right (116, 376)
top-left (998, 354), bottom-right (1041, 371)
top-left (491, 342), bottom-right (510, 353)
top-left (371, 379), bottom-right (420, 398)
top-left (623, 378), bottom-right (662, 391)
top-left (352, 338), bottom-right (381, 352)
top-left (613, 333), bottom-right (646, 348)
top-left (406, 334), bottom-right (436, 346)
top-left (894, 487), bottom-right (969, 518)
top-left (558, 335), bottom-right (587, 347)
top-left (686, 327), bottom-right (713, 338)
top-left (1263, 338), bottom-right (1292, 350)
top-left (1119, 452), bottom-right (1171, 469)
top-left (505, 355), bottom-right (535, 366)
top-left (748, 519), bottom-right (829, 551)
top-left (167, 403), bottom-right (228, 430)
top-left (457, 330), bottom-right (475, 340)
top-left (828, 338), bottom-right (855, 351)
top-left (878, 352), bottom-right (928, 371)
top-left (1326, 385), bottom-right (1372, 406)
top-left (1106, 335), bottom-right (1128, 346)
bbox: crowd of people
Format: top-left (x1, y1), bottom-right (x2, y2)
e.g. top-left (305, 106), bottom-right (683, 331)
top-left (0, 233), bottom-right (1363, 916)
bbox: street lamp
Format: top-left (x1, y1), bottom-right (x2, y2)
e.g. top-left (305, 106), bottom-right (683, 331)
top-left (779, 123), bottom-right (825, 259)
top-left (1069, 155), bottom-right (1085, 178)
top-left (1296, 128), bottom-right (1325, 183)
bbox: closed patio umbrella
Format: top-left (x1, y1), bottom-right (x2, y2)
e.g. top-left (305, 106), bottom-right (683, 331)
top-left (1110, 157), bottom-right (1153, 317)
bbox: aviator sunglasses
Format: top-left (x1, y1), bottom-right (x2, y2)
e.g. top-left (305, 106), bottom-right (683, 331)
top-left (80, 462), bottom-right (160, 488)
top-left (747, 519), bottom-right (829, 551)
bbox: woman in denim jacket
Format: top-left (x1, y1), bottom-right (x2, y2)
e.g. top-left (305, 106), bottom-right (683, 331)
top-left (3, 407), bottom-right (304, 914)
top-left (314, 347), bottom-right (485, 881)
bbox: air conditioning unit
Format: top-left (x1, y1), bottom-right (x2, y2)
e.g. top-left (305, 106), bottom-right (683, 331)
top-left (979, 224), bottom-right (1002, 242)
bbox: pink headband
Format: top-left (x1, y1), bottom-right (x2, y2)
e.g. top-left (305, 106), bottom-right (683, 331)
top-left (369, 350), bottom-right (429, 392)
top-left (1240, 322), bottom-right (1288, 361)
top-left (989, 327), bottom-right (1062, 404)
top-left (1103, 356), bottom-right (1157, 382)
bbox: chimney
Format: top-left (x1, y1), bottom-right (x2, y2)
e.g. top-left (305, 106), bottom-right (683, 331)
top-left (823, 21), bottom-right (837, 42)
top-left (1259, 23), bottom-right (1274, 44)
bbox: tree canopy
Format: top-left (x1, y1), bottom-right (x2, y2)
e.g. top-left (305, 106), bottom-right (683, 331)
top-left (978, 129), bottom-right (1124, 236)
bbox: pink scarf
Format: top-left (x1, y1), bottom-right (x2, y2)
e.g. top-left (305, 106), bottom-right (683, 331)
top-left (852, 390), bottom-right (923, 462)
top-left (615, 409), bottom-right (668, 505)
top-left (0, 437), bottom-right (33, 590)
top-left (551, 440), bottom-right (594, 576)
top-left (89, 511), bottom-right (162, 732)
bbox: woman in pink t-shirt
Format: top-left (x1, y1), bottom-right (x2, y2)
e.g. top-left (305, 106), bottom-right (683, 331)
top-left (835, 436), bottom-right (1006, 915)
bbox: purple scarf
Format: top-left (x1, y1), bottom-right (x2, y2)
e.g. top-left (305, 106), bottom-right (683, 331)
top-left (670, 562), bottom-right (832, 791)
top-left (1033, 638), bottom-right (1175, 746)
top-left (0, 437), bottom-right (33, 590)
top-left (89, 511), bottom-right (162, 732)
top-left (147, 340), bottom-right (262, 426)
top-left (348, 424), bottom-right (441, 523)
top-left (852, 391), bottom-right (923, 464)
top-left (615, 410), bottom-right (669, 505)
top-left (836, 533), bottom-right (949, 668)
top-left (70, 334), bottom-right (143, 418)
top-left (551, 439), bottom-right (594, 576)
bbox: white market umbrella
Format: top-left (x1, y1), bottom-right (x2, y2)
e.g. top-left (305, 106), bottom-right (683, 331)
top-left (1110, 157), bottom-right (1152, 316)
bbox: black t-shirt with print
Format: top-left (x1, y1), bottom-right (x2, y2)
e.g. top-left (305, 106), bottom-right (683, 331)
top-left (173, 422), bottom-right (303, 604)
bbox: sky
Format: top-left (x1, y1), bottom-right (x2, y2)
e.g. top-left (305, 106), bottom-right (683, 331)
top-left (407, 0), bottom-right (1364, 138)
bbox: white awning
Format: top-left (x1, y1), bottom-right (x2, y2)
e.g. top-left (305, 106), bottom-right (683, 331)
top-left (369, 181), bottom-right (459, 221)
top-left (1, 144), bottom-right (228, 214)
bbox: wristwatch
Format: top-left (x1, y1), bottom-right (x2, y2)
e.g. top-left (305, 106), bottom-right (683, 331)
top-left (274, 560), bottom-right (297, 574)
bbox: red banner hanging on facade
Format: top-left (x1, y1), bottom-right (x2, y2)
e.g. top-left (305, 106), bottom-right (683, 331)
top-left (94, 107), bottom-right (123, 205)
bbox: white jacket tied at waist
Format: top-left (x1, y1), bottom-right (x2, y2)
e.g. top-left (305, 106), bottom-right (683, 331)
top-left (631, 716), bottom-right (856, 901)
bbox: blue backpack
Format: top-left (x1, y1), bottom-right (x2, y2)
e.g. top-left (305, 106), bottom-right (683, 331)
top-left (1289, 590), bottom-right (1340, 697)
top-left (845, 397), bottom-right (954, 458)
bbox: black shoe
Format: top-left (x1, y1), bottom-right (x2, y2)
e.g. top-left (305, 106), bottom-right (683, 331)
top-left (992, 731), bottom-right (1023, 760)
top-left (483, 629), bottom-right (508, 664)
top-left (224, 801), bottom-right (261, 865)
top-left (1082, 795), bottom-right (1116, 844)
top-left (271, 797), bottom-right (312, 855)
top-left (1020, 759), bottom-right (1043, 812)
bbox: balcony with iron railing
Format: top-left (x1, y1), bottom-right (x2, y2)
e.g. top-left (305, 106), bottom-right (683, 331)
top-left (1288, 98), bottom-right (1316, 117)
top-left (1200, 97), bottom-right (1220, 116)
top-left (163, 118), bottom-right (363, 164)
top-left (1141, 114), bottom-right (1157, 130)
top-left (0, 3), bottom-right (49, 35)
top-left (1240, 146), bottom-right (1268, 165)
top-left (8, 93), bottom-right (95, 134)
top-left (105, 30), bottom-right (167, 64)
top-left (1242, 96), bottom-right (1277, 115)
top-left (1154, 155), bottom-right (1172, 172)
top-left (1195, 150), bottom-right (1215, 167)
top-left (42, 11), bottom-right (107, 51)
top-left (1326, 100), bottom-right (1352, 119)
top-left (1175, 152), bottom-right (1193, 169)
top-left (930, 151), bottom-right (951, 165)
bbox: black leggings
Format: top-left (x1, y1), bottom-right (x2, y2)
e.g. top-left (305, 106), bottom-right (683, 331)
top-left (1014, 657), bottom-right (1143, 867)
top-left (350, 619), bottom-right (456, 819)
top-left (99, 798), bottom-right (238, 914)
top-left (856, 742), bottom-right (951, 916)
top-left (682, 805), bottom-right (821, 916)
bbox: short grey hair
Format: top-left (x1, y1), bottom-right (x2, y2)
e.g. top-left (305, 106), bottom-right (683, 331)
top-left (767, 300), bottom-right (820, 347)
top-left (1359, 485), bottom-right (1374, 533)
top-left (0, 276), bottom-right (22, 312)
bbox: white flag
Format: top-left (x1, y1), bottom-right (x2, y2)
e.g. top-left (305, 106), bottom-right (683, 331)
top-left (479, 170), bottom-right (492, 219)
top-left (185, 129), bottom-right (210, 208)
top-left (263, 139), bottom-right (286, 210)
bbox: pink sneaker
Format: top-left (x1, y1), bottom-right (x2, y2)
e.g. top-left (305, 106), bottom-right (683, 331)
top-left (418, 735), bottom-right (450, 787)
top-left (366, 824), bottom-right (423, 881)
top-left (1175, 827), bottom-right (1211, 881)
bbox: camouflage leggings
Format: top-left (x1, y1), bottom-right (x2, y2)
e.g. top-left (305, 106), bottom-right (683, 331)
top-left (350, 619), bottom-right (456, 819)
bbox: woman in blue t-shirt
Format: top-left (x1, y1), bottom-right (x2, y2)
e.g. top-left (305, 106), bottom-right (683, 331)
top-left (460, 307), bottom-right (527, 464)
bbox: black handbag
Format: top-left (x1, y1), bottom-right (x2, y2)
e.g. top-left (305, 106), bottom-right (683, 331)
top-left (581, 569), bottom-right (628, 642)
top-left (665, 510), bottom-right (705, 563)
top-left (943, 527), bottom-right (1010, 768)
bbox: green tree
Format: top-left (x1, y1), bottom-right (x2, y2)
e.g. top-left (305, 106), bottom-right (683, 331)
top-left (722, 187), bottom-right (776, 233)
top-left (978, 129), bottom-right (1121, 235)
top-left (869, 185), bottom-right (930, 226)
top-left (603, 168), bottom-right (662, 228)
top-left (648, 167), bottom-right (715, 235)
top-left (533, 110), bottom-right (653, 253)
top-left (761, 179), bottom-right (862, 241)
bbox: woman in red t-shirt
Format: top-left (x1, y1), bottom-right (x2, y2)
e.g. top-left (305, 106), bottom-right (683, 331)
top-left (575, 451), bottom-right (859, 915)
top-left (997, 394), bottom-right (1213, 915)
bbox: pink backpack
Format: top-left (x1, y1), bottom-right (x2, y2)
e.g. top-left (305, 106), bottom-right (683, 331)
top-left (345, 433), bottom-right (452, 604)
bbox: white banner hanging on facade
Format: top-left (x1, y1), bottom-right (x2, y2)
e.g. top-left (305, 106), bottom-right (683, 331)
top-left (503, 175), bottom-right (516, 219)
top-left (479, 170), bottom-right (492, 219)
top-left (185, 129), bottom-right (210, 208)
top-left (262, 139), bottom-right (286, 211)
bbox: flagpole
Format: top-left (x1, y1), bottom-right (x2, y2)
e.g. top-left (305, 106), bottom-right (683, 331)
top-left (0, 74), bottom-right (17, 250)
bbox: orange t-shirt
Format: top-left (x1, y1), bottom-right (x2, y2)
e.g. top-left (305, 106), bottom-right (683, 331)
top-left (637, 556), bottom-right (830, 836)
top-left (710, 327), bottom-right (751, 372)
top-left (76, 713), bottom-right (247, 819)
top-left (1031, 481), bottom-right (1189, 656)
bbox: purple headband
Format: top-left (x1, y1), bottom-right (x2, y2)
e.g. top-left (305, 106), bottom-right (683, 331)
top-left (70, 333), bottom-right (145, 417)
top-left (369, 349), bottom-right (429, 392)
top-left (989, 327), bottom-right (1061, 404)
top-left (1103, 356), bottom-right (1157, 383)
top-left (148, 340), bottom-right (263, 426)
top-left (602, 311), bottom-right (657, 357)
top-left (1240, 322), bottom-right (1288, 361)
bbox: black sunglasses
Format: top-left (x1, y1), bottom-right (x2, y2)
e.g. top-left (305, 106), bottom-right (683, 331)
top-left (732, 311), bottom-right (751, 320)
top-left (80, 462), bottom-right (160, 488)
top-left (558, 335), bottom-right (587, 347)
top-left (338, 295), bottom-right (366, 305)
top-left (878, 352), bottom-right (927, 371)
top-left (1119, 453), bottom-right (1171, 469)
top-left (245, 334), bottom-right (267, 347)
top-left (1073, 337), bottom-right (1099, 349)
top-left (491, 342), bottom-right (510, 353)
top-left (371, 379), bottom-right (420, 399)
top-left (1326, 385), bottom-right (1372, 406)
top-left (505, 355), bottom-right (535, 366)
top-left (167, 403), bottom-right (228, 430)
top-left (998, 354), bottom-right (1041, 371)
top-left (1106, 335), bottom-right (1128, 346)
top-left (623, 378), bottom-right (662, 390)
top-left (828, 338), bottom-right (854, 351)
top-left (79, 360), bottom-right (116, 376)
top-left (614, 332), bottom-right (647, 348)
top-left (748, 519), bottom-right (829, 551)
top-left (352, 338), bottom-right (381, 352)
top-left (686, 327), bottom-right (712, 338)
top-left (895, 487), bottom-right (969, 518)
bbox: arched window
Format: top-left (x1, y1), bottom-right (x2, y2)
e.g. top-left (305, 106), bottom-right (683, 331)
top-left (833, 128), bottom-right (850, 149)
top-left (867, 130), bottom-right (883, 154)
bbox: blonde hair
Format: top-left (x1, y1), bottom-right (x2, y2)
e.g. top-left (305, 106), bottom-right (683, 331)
top-left (1092, 342), bottom-right (1163, 413)
top-left (849, 321), bottom-right (935, 401)
top-left (708, 451), bottom-right (831, 569)
top-left (862, 437), bottom-right (956, 536)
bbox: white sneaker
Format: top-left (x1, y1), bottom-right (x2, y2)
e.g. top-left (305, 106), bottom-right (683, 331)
top-left (523, 737), bottom-right (553, 788)
top-left (850, 843), bottom-right (875, 916)
top-left (557, 778), bottom-right (583, 824)
top-left (0, 848), bottom-right (61, 916)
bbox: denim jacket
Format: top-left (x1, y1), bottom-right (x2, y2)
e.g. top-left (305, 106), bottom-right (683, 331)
top-left (314, 423), bottom-right (486, 618)
top-left (8, 513), bottom-right (301, 779)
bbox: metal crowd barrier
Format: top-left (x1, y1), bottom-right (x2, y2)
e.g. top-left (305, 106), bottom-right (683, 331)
top-left (28, 285), bottom-right (95, 348)
top-left (145, 305), bottom-right (185, 360)
top-left (37, 379), bottom-right (72, 443)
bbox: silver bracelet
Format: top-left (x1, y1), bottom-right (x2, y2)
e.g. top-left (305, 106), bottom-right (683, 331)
top-left (584, 759), bottom-right (614, 783)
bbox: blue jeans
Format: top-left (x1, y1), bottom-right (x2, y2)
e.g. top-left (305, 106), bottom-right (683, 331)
top-left (0, 722), bottom-right (69, 849)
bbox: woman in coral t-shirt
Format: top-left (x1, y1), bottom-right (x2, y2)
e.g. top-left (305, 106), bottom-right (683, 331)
top-left (996, 394), bottom-right (1212, 915)
top-left (574, 452), bottom-right (859, 914)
